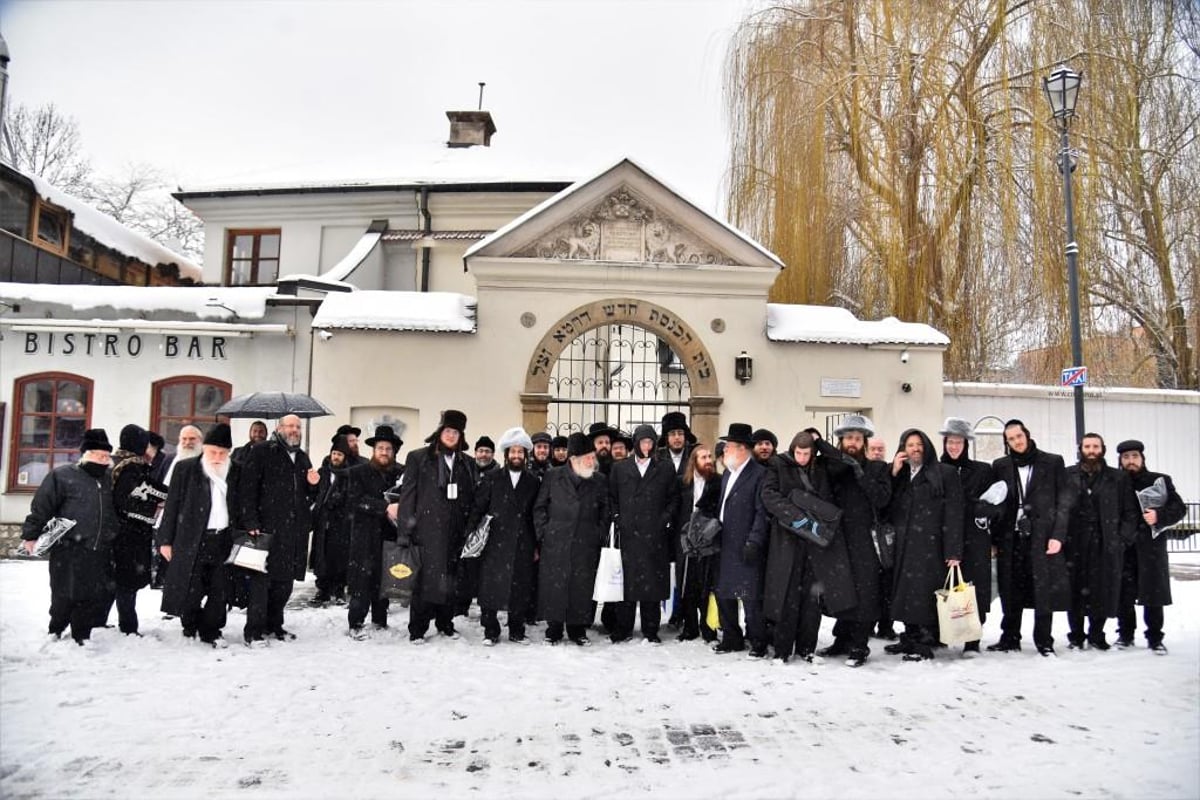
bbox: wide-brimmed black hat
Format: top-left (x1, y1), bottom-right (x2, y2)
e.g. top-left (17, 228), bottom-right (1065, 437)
top-left (658, 411), bottom-right (697, 446)
top-left (752, 428), bottom-right (778, 448)
top-left (365, 425), bottom-right (403, 449)
top-left (719, 423), bottom-right (755, 447)
top-left (332, 424), bottom-right (361, 444)
top-left (567, 432), bottom-right (595, 457)
top-left (79, 428), bottom-right (113, 453)
top-left (203, 423), bottom-right (233, 449)
top-left (330, 435), bottom-right (356, 460)
top-left (424, 409), bottom-right (469, 449)
top-left (587, 421), bottom-right (620, 441)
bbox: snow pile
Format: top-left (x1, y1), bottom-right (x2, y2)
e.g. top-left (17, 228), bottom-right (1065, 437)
top-left (0, 283), bottom-right (277, 320)
top-left (767, 303), bottom-right (950, 346)
top-left (23, 171), bottom-right (202, 281)
top-left (312, 291), bottom-right (477, 333)
top-left (1, 558), bottom-right (1197, 799)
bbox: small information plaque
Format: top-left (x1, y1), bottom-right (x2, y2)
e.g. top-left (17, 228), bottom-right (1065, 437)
top-left (820, 378), bottom-right (862, 398)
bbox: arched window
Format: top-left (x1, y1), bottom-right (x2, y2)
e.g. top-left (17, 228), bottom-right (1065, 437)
top-left (150, 376), bottom-right (232, 454)
top-left (8, 372), bottom-right (92, 491)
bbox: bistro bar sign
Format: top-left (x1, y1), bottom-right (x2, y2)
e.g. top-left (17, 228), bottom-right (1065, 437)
top-left (21, 331), bottom-right (230, 360)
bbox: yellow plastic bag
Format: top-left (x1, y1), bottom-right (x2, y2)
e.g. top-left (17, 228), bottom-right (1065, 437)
top-left (706, 593), bottom-right (721, 630)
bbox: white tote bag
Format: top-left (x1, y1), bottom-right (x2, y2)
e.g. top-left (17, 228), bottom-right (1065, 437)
top-left (935, 565), bottom-right (983, 645)
top-left (592, 523), bottom-right (624, 603)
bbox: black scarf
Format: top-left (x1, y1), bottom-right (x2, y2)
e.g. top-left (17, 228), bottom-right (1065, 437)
top-left (1010, 439), bottom-right (1039, 468)
top-left (940, 445), bottom-right (971, 469)
top-left (80, 461), bottom-right (108, 479)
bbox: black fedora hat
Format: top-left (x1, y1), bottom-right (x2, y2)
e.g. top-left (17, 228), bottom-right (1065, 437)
top-left (719, 423), bottom-right (755, 447)
top-left (587, 421), bottom-right (619, 441)
top-left (332, 424), bottom-right (362, 444)
top-left (365, 425), bottom-right (403, 449)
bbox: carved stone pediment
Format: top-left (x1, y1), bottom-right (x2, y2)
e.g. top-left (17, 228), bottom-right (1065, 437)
top-left (512, 185), bottom-right (736, 265)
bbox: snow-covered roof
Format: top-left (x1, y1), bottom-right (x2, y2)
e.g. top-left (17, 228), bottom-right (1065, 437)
top-left (463, 157), bottom-right (785, 268)
top-left (311, 291), bottom-right (477, 333)
top-left (18, 169), bottom-right (202, 282)
top-left (767, 304), bottom-right (950, 346)
top-left (0, 283), bottom-right (276, 320)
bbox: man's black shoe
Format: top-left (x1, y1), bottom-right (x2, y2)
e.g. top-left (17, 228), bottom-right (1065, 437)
top-left (1088, 635), bottom-right (1110, 651)
top-left (1115, 637), bottom-right (1135, 648)
top-left (986, 638), bottom-right (1021, 652)
top-left (818, 640), bottom-right (850, 658)
top-left (748, 644), bottom-right (769, 658)
top-left (271, 628), bottom-right (297, 641)
top-left (1037, 645), bottom-right (1056, 657)
top-left (883, 642), bottom-right (907, 655)
top-left (713, 641), bottom-right (745, 654)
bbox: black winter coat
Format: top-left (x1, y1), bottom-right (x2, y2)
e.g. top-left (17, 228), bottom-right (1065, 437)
top-left (674, 473), bottom-right (721, 603)
top-left (344, 461), bottom-right (404, 593)
top-left (609, 457), bottom-right (680, 602)
top-left (22, 463), bottom-right (120, 551)
top-left (238, 438), bottom-right (318, 581)
top-left (714, 459), bottom-right (768, 599)
top-left (1126, 468), bottom-right (1186, 607)
top-left (397, 447), bottom-right (477, 605)
top-left (887, 432), bottom-right (964, 628)
top-left (819, 441), bottom-right (892, 622)
top-left (992, 447), bottom-right (1074, 613)
top-left (533, 465), bottom-right (609, 624)
top-left (467, 468), bottom-right (540, 611)
top-left (941, 453), bottom-right (999, 612)
top-left (760, 453), bottom-right (858, 619)
top-left (158, 458), bottom-right (241, 615)
top-left (309, 461), bottom-right (354, 578)
top-left (111, 451), bottom-right (168, 590)
top-left (1065, 463), bottom-right (1139, 618)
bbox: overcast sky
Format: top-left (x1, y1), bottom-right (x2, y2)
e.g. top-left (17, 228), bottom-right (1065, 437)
top-left (2, 0), bottom-right (754, 212)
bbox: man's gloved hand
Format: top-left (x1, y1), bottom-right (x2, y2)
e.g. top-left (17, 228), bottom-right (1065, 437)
top-left (742, 541), bottom-right (762, 565)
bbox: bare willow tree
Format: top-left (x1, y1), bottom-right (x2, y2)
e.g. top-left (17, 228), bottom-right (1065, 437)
top-left (728, 0), bottom-right (1198, 388)
top-left (1, 101), bottom-right (92, 194)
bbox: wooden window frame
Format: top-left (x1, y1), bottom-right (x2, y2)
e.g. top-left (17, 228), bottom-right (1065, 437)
top-left (224, 228), bottom-right (281, 286)
top-left (31, 199), bottom-right (71, 256)
top-left (150, 376), bottom-right (233, 450)
top-left (7, 372), bottom-right (93, 493)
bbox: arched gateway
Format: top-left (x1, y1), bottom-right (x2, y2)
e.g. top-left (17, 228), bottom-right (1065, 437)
top-left (521, 298), bottom-right (722, 446)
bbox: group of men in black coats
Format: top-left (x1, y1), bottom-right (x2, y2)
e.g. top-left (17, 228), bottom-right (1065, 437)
top-left (21, 407), bottom-right (1186, 660)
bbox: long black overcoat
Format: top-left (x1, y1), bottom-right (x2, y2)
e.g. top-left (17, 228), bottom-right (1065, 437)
top-left (887, 432), bottom-right (964, 628)
top-left (309, 461), bottom-right (355, 578)
top-left (111, 453), bottom-right (167, 590)
top-left (158, 458), bottom-right (241, 616)
top-left (609, 457), bottom-right (680, 602)
top-left (992, 448), bottom-right (1074, 613)
top-left (533, 466), bottom-right (609, 625)
top-left (760, 453), bottom-right (858, 619)
top-left (1065, 463), bottom-right (1139, 618)
top-left (238, 439), bottom-right (317, 581)
top-left (674, 474), bottom-right (721, 603)
top-left (467, 468), bottom-right (540, 611)
top-left (818, 442), bottom-right (892, 623)
top-left (941, 454), bottom-right (999, 612)
top-left (1126, 468), bottom-right (1186, 607)
top-left (714, 459), bottom-right (768, 599)
top-left (397, 446), bottom-right (476, 605)
top-left (343, 461), bottom-right (404, 592)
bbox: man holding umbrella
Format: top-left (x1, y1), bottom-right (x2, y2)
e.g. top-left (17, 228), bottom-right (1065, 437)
top-left (239, 414), bottom-right (321, 646)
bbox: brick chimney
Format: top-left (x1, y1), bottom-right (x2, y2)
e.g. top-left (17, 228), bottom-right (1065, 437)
top-left (446, 110), bottom-right (496, 148)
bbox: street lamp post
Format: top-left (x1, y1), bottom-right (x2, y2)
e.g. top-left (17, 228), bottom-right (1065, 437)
top-left (1043, 66), bottom-right (1085, 446)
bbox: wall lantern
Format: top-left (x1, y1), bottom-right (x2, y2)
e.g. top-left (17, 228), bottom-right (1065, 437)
top-left (735, 350), bottom-right (753, 384)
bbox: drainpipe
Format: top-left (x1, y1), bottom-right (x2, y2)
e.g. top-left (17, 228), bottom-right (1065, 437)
top-left (418, 186), bottom-right (431, 292)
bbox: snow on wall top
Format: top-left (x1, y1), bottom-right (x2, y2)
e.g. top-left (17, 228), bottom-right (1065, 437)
top-left (23, 171), bottom-right (202, 281)
top-left (311, 290), bottom-right (477, 333)
top-left (767, 303), bottom-right (949, 346)
top-left (0, 283), bottom-right (276, 320)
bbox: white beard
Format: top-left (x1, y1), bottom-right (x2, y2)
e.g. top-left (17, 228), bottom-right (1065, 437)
top-left (177, 444), bottom-right (202, 461)
top-left (573, 464), bottom-right (595, 480)
top-left (201, 457), bottom-right (230, 483)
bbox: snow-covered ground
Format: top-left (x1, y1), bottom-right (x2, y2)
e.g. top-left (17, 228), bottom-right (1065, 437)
top-left (2, 558), bottom-right (1197, 800)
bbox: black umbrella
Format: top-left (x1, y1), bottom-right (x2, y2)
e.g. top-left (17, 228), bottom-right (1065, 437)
top-left (215, 392), bottom-right (333, 419)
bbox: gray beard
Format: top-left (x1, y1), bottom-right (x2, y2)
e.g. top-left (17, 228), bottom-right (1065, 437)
top-left (177, 445), bottom-right (202, 461)
top-left (201, 457), bottom-right (229, 483)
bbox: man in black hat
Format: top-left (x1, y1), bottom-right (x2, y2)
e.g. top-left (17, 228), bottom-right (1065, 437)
top-left (609, 425), bottom-right (680, 644)
top-left (310, 435), bottom-right (359, 606)
top-left (345, 425), bottom-right (405, 638)
top-left (657, 411), bottom-right (696, 476)
top-left (534, 432), bottom-right (610, 645)
top-left (551, 436), bottom-right (570, 468)
top-left (988, 420), bottom-right (1073, 656)
top-left (587, 422), bottom-right (619, 475)
top-left (610, 431), bottom-right (631, 462)
top-left (398, 409), bottom-right (477, 642)
top-left (320, 424), bottom-right (365, 469)
top-left (1115, 439), bottom-right (1186, 653)
top-left (232, 421), bottom-right (269, 467)
top-left (712, 423), bottom-right (770, 655)
top-left (752, 429), bottom-right (778, 466)
top-left (21, 429), bottom-right (120, 646)
top-left (238, 414), bottom-right (321, 646)
top-left (107, 424), bottom-right (168, 635)
top-left (474, 436), bottom-right (499, 478)
top-left (530, 432), bottom-right (555, 479)
top-left (158, 423), bottom-right (240, 647)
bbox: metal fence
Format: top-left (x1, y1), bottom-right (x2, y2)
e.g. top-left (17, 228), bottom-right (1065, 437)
top-left (1166, 502), bottom-right (1200, 553)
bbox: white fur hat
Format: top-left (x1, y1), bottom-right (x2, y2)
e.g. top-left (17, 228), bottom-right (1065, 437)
top-left (497, 426), bottom-right (534, 453)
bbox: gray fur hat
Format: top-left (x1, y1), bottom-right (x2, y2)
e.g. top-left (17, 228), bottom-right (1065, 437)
top-left (938, 417), bottom-right (974, 441)
top-left (833, 414), bottom-right (875, 438)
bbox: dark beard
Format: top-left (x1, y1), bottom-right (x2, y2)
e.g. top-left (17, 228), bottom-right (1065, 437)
top-left (1081, 455), bottom-right (1103, 473)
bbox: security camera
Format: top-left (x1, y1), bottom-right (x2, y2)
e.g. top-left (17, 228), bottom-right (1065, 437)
top-left (900, 350), bottom-right (910, 364)
top-left (901, 382), bottom-right (913, 393)
top-left (317, 329), bottom-right (334, 342)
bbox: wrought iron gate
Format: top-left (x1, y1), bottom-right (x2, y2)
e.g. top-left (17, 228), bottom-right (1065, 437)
top-left (546, 324), bottom-right (690, 436)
